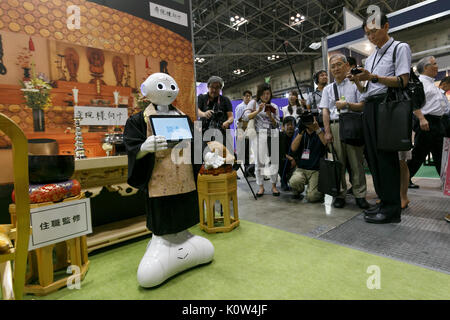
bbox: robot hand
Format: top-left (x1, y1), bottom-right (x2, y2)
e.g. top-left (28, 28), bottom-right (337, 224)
top-left (204, 152), bottom-right (225, 169)
top-left (140, 135), bottom-right (168, 153)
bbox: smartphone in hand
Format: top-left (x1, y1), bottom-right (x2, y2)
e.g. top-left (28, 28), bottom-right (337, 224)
top-left (265, 104), bottom-right (276, 113)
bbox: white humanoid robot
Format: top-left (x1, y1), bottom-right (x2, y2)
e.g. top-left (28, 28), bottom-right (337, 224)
top-left (124, 73), bottom-right (215, 288)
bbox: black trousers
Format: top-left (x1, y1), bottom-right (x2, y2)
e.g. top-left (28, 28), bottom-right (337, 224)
top-left (236, 136), bottom-right (251, 169)
top-left (407, 114), bottom-right (443, 178)
top-left (278, 159), bottom-right (294, 187)
top-left (363, 94), bottom-right (401, 212)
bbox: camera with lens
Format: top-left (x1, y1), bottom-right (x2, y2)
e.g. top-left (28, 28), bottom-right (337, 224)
top-left (203, 103), bottom-right (225, 131)
top-left (350, 66), bottom-right (362, 75)
top-left (209, 110), bottom-right (224, 130)
top-left (295, 107), bottom-right (318, 132)
top-left (297, 107), bottom-right (318, 126)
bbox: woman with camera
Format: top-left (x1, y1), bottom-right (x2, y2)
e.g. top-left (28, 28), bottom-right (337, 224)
top-left (243, 83), bottom-right (280, 197)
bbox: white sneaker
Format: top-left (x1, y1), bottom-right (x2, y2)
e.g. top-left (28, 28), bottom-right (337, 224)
top-left (137, 230), bottom-right (214, 288)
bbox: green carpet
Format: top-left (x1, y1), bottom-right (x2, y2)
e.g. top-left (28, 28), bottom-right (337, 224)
top-left (415, 164), bottom-right (440, 178)
top-left (365, 164), bottom-right (440, 178)
top-left (20, 220), bottom-right (449, 300)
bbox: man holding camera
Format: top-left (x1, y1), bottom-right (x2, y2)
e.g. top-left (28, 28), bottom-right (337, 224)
top-left (349, 12), bottom-right (411, 224)
top-left (197, 76), bottom-right (234, 151)
top-left (319, 54), bottom-right (369, 209)
top-left (289, 119), bottom-right (327, 202)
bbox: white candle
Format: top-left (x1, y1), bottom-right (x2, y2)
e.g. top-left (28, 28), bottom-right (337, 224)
top-left (72, 88), bottom-right (79, 106)
top-left (113, 91), bottom-right (120, 106)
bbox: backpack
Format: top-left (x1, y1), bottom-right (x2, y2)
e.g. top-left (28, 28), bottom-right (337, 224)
top-left (393, 42), bottom-right (425, 110)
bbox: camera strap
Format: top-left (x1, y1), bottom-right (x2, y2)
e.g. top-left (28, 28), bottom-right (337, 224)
top-left (312, 90), bottom-right (321, 109)
top-left (370, 39), bottom-right (395, 74)
top-left (364, 40), bottom-right (398, 92)
top-left (333, 82), bottom-right (339, 101)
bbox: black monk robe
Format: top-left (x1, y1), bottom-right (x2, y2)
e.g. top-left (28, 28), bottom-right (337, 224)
top-left (123, 110), bottom-right (202, 235)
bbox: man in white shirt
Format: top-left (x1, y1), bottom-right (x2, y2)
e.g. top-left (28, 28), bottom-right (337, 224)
top-left (307, 70), bottom-right (328, 127)
top-left (307, 70), bottom-right (328, 112)
top-left (319, 54), bottom-right (369, 209)
top-left (349, 12), bottom-right (412, 224)
top-left (235, 90), bottom-right (254, 176)
top-left (407, 56), bottom-right (447, 185)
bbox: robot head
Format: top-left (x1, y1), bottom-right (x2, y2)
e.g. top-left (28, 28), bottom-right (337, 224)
top-left (140, 73), bottom-right (179, 106)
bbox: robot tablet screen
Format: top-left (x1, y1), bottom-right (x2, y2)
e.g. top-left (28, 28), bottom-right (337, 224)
top-left (149, 115), bottom-right (193, 142)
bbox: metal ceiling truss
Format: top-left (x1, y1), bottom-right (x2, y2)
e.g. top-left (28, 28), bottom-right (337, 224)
top-left (192, 0), bottom-right (424, 87)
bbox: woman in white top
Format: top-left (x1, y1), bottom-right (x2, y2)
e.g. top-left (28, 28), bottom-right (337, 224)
top-left (243, 83), bottom-right (280, 196)
top-left (281, 90), bottom-right (301, 122)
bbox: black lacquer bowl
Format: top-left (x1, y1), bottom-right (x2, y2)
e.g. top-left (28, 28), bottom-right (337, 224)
top-left (28, 155), bottom-right (75, 184)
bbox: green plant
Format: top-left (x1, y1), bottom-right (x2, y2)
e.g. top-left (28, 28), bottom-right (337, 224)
top-left (19, 67), bottom-right (52, 110)
top-left (133, 92), bottom-right (151, 110)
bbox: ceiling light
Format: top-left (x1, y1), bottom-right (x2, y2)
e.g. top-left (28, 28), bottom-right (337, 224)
top-left (309, 42), bottom-right (321, 50)
top-left (289, 13), bottom-right (305, 26)
top-left (230, 15), bottom-right (248, 30)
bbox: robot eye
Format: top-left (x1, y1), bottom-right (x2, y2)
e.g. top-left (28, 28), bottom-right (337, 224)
top-left (157, 83), bottom-right (166, 90)
top-left (170, 84), bottom-right (177, 90)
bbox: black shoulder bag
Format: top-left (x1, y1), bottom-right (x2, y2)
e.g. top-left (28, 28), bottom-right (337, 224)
top-left (318, 143), bottom-right (343, 197)
top-left (334, 83), bottom-right (364, 146)
top-left (393, 43), bottom-right (425, 111)
top-left (376, 42), bottom-right (416, 151)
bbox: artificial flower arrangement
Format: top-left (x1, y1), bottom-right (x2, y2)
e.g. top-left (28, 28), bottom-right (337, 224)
top-left (133, 91), bottom-right (151, 110)
top-left (19, 65), bottom-right (52, 110)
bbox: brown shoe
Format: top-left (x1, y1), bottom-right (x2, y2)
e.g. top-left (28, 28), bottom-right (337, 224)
top-left (445, 214), bottom-right (450, 223)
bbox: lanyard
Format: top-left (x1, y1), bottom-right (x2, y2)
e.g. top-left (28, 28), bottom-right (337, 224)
top-left (303, 132), bottom-right (311, 150)
top-left (370, 40), bottom-right (395, 74)
top-left (207, 95), bottom-right (220, 109)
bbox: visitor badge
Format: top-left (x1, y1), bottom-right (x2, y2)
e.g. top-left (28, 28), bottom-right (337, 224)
top-left (301, 149), bottom-right (310, 160)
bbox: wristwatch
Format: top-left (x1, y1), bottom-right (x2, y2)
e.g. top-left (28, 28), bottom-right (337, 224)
top-left (315, 128), bottom-right (322, 135)
top-left (371, 75), bottom-right (379, 83)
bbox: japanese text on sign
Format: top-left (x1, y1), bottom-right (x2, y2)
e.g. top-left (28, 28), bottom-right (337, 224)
top-left (29, 198), bottom-right (92, 250)
top-left (149, 2), bottom-right (188, 27)
top-left (74, 106), bottom-right (128, 126)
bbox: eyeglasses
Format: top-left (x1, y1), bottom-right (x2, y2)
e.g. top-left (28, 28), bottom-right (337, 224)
top-left (209, 85), bottom-right (221, 90)
top-left (330, 62), bottom-right (345, 69)
top-left (364, 28), bottom-right (378, 37)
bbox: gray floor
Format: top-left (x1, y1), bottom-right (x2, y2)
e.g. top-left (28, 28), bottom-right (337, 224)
top-left (235, 171), bottom-right (450, 274)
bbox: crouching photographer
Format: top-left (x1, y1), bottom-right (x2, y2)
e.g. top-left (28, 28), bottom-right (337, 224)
top-left (288, 118), bottom-right (327, 202)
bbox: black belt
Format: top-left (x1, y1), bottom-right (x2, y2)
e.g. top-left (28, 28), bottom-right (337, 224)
top-left (365, 93), bottom-right (388, 102)
top-left (424, 114), bottom-right (443, 121)
top-left (330, 119), bottom-right (339, 124)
